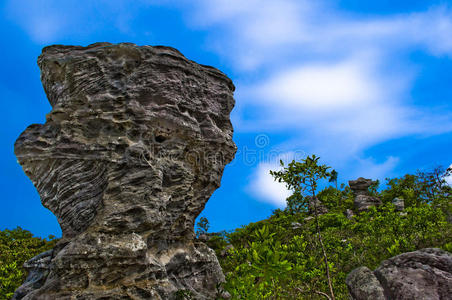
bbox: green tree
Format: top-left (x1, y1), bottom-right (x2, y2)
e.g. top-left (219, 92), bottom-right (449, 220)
top-left (271, 155), bottom-right (336, 300)
top-left (216, 164), bottom-right (451, 299)
top-left (329, 170), bottom-right (338, 190)
top-left (196, 217), bottom-right (210, 237)
top-left (0, 227), bottom-right (57, 299)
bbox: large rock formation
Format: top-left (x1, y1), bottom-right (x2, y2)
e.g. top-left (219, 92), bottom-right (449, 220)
top-left (349, 177), bottom-right (382, 212)
top-left (13, 43), bottom-right (236, 299)
top-left (346, 248), bottom-right (452, 300)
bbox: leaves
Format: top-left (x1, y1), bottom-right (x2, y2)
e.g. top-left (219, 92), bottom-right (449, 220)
top-left (0, 227), bottom-right (57, 299)
top-left (213, 163), bottom-right (452, 299)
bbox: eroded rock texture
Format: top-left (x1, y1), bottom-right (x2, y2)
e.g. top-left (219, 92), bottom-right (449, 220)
top-left (346, 248), bottom-right (452, 300)
top-left (13, 42), bottom-right (236, 299)
top-left (349, 177), bottom-right (382, 212)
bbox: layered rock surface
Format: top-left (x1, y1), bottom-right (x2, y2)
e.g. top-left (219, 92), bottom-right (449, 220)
top-left (346, 248), bottom-right (452, 300)
top-left (349, 177), bottom-right (382, 212)
top-left (13, 43), bottom-right (236, 299)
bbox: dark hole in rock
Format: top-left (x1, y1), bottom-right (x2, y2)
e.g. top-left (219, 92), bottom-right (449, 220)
top-left (155, 135), bottom-right (166, 143)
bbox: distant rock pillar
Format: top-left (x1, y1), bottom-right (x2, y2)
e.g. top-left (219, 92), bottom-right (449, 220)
top-left (392, 197), bottom-right (405, 211)
top-left (348, 177), bottom-right (382, 212)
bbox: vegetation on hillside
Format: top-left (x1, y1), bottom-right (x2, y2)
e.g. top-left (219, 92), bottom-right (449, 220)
top-left (1, 156), bottom-right (451, 299)
top-left (0, 228), bottom-right (57, 299)
top-left (200, 157), bottom-right (452, 299)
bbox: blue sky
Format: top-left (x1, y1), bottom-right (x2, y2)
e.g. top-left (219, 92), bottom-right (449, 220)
top-left (1, 0), bottom-right (451, 238)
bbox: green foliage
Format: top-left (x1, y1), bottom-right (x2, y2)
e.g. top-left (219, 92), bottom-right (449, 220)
top-left (381, 166), bottom-right (452, 208)
top-left (270, 155), bottom-right (332, 198)
top-left (271, 155), bottom-right (336, 299)
top-left (196, 216), bottom-right (210, 237)
top-left (0, 227), bottom-right (57, 299)
top-left (205, 231), bottom-right (229, 257)
top-left (208, 162), bottom-right (452, 299)
top-left (216, 204), bottom-right (451, 299)
top-left (3, 161), bottom-right (451, 300)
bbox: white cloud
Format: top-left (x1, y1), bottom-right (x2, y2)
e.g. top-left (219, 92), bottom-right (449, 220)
top-left (185, 2), bottom-right (452, 70)
top-left (5, 0), bottom-right (67, 43)
top-left (247, 162), bottom-right (291, 207)
top-left (445, 164), bottom-right (452, 186)
top-left (351, 156), bottom-right (400, 180)
top-left (247, 151), bottom-right (301, 208)
top-left (4, 0), bottom-right (158, 43)
top-left (251, 58), bottom-right (380, 111)
top-left (178, 1), bottom-right (452, 205)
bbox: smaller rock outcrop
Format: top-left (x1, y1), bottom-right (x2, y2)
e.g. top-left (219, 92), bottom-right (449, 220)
top-left (13, 250), bottom-right (53, 300)
top-left (346, 248), bottom-right (452, 300)
top-left (344, 209), bottom-right (355, 219)
top-left (291, 222), bottom-right (302, 230)
top-left (392, 197), bottom-right (405, 212)
top-left (349, 177), bottom-right (381, 212)
top-left (307, 196), bottom-right (328, 215)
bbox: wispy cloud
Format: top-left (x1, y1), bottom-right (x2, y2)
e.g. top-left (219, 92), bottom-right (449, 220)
top-left (247, 162), bottom-right (290, 207)
top-left (246, 151), bottom-right (301, 207)
top-left (4, 0), bottom-right (159, 43)
top-left (249, 56), bottom-right (383, 111)
top-left (446, 164), bottom-right (452, 186)
top-left (6, 0), bottom-right (451, 207)
top-left (179, 0), bottom-right (452, 205)
top-left (4, 0), bottom-right (68, 43)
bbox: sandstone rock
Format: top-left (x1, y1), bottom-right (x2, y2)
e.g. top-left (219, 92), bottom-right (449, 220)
top-left (220, 245), bottom-right (234, 258)
top-left (345, 266), bottom-right (385, 300)
top-left (346, 248), bottom-right (452, 300)
top-left (291, 222), bottom-right (302, 229)
top-left (307, 196), bottom-right (328, 215)
top-left (349, 177), bottom-right (382, 212)
top-left (392, 197), bottom-right (405, 211)
top-left (13, 250), bottom-right (53, 300)
top-left (345, 209), bottom-right (355, 219)
top-left (13, 43), bottom-right (236, 299)
top-left (197, 234), bottom-right (209, 242)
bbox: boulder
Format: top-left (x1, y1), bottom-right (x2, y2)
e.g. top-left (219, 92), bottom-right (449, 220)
top-left (220, 245), bottom-right (234, 258)
top-left (13, 43), bottom-right (236, 299)
top-left (345, 267), bottom-right (385, 300)
top-left (392, 197), bottom-right (405, 212)
top-left (349, 177), bottom-right (382, 212)
top-left (291, 222), bottom-right (303, 229)
top-left (346, 248), bottom-right (452, 300)
top-left (345, 209), bottom-right (355, 219)
top-left (307, 196), bottom-right (328, 215)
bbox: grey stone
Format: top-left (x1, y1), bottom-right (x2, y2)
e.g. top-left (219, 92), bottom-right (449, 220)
top-left (349, 177), bottom-right (382, 212)
top-left (307, 196), bottom-right (328, 215)
top-left (345, 209), bottom-right (355, 219)
top-left (13, 250), bottom-right (54, 300)
top-left (347, 248), bottom-right (452, 300)
top-left (220, 245), bottom-right (234, 258)
top-left (346, 266), bottom-right (385, 300)
top-left (375, 248), bottom-right (452, 300)
top-left (197, 234), bottom-right (209, 242)
top-left (291, 222), bottom-right (302, 229)
top-left (392, 197), bottom-right (405, 211)
top-left (13, 43), bottom-right (236, 299)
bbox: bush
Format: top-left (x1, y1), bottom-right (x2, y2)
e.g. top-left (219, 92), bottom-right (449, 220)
top-left (0, 227), bottom-right (57, 299)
